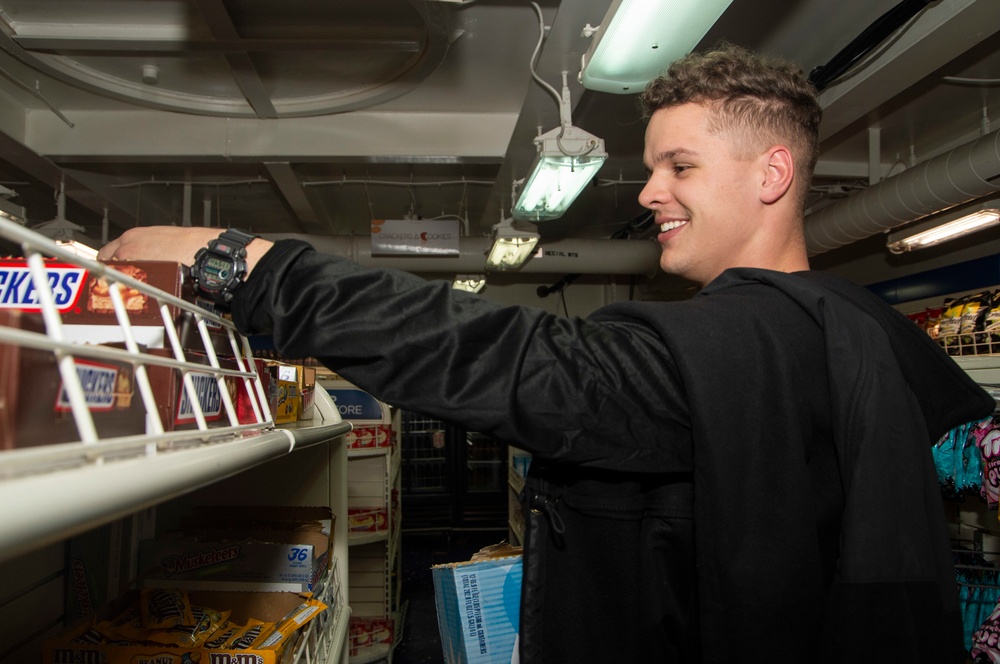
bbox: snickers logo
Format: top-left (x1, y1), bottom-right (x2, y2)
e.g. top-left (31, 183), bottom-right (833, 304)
top-left (176, 372), bottom-right (224, 423)
top-left (56, 360), bottom-right (120, 411)
top-left (0, 262), bottom-right (87, 312)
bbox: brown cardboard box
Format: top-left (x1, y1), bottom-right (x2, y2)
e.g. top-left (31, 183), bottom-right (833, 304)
top-left (139, 527), bottom-right (331, 592)
top-left (0, 310), bottom-right (146, 449)
top-left (145, 350), bottom-right (270, 431)
top-left (65, 259), bottom-right (235, 358)
top-left (266, 361), bottom-right (300, 424)
top-left (140, 506), bottom-right (335, 592)
top-left (0, 318), bottom-right (269, 449)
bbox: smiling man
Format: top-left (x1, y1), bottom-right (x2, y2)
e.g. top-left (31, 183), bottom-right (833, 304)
top-left (638, 54), bottom-right (814, 284)
top-left (99, 44), bottom-right (992, 663)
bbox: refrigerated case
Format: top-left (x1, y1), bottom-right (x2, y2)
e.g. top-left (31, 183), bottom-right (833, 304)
top-left (400, 411), bottom-right (508, 531)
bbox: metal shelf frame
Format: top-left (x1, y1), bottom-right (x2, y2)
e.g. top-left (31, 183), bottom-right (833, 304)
top-left (0, 218), bottom-right (353, 564)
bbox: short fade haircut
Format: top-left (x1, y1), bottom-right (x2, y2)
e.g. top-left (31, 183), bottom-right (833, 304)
top-left (639, 43), bottom-right (822, 210)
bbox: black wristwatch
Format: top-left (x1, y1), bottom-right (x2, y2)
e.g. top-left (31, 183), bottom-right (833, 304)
top-left (192, 228), bottom-right (258, 304)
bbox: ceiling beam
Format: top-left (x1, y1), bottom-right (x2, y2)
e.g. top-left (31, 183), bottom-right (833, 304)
top-left (191, 0), bottom-right (277, 119)
top-left (26, 110), bottom-right (518, 161)
top-left (0, 130), bottom-right (142, 232)
top-left (264, 162), bottom-right (330, 235)
top-left (12, 37), bottom-right (423, 54)
top-left (817, 0), bottom-right (1000, 142)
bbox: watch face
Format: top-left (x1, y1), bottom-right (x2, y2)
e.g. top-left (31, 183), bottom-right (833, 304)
top-left (199, 254), bottom-right (233, 290)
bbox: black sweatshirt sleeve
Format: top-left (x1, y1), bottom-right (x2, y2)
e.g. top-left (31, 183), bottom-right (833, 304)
top-left (231, 240), bottom-right (692, 473)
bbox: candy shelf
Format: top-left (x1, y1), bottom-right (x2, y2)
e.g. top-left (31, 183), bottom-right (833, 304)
top-left (0, 218), bottom-right (355, 664)
top-left (0, 217), bottom-right (352, 563)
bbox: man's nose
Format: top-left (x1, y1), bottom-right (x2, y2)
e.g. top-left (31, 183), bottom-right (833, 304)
top-left (639, 177), bottom-right (668, 210)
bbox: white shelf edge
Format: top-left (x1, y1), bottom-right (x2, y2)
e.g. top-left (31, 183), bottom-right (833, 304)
top-left (953, 355), bottom-right (1000, 390)
top-left (0, 419), bottom-right (351, 564)
top-left (348, 642), bottom-right (391, 664)
top-left (347, 446), bottom-right (391, 459)
top-left (329, 604), bottom-right (353, 664)
top-left (348, 530), bottom-right (389, 547)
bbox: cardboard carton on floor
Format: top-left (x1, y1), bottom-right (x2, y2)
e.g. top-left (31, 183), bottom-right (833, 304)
top-left (432, 544), bottom-right (522, 664)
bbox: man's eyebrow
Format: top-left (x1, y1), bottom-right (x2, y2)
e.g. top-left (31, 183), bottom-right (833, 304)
top-left (652, 148), bottom-right (698, 164)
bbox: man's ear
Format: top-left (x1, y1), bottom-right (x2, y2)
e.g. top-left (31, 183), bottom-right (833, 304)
top-left (760, 146), bottom-right (794, 204)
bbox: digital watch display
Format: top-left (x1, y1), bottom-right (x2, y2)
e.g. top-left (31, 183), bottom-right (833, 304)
top-left (192, 228), bottom-right (258, 304)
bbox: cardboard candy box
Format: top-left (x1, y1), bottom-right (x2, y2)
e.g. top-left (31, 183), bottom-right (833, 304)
top-left (139, 506), bottom-right (335, 593)
top-left (0, 258), bottom-right (235, 356)
top-left (0, 310), bottom-right (147, 449)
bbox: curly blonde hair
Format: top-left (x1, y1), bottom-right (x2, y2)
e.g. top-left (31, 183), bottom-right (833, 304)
top-left (640, 43), bottom-right (822, 209)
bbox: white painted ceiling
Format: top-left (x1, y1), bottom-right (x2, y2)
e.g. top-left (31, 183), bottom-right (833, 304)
top-left (0, 0), bottom-right (997, 296)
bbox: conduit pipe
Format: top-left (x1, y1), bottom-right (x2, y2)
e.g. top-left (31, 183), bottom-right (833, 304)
top-left (804, 126), bottom-right (1000, 255)
top-left (261, 233), bottom-right (662, 277)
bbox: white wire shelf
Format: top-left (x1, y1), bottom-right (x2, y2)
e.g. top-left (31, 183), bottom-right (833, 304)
top-left (953, 355), bottom-right (1000, 388)
top-left (0, 218), bottom-right (352, 564)
top-left (290, 556), bottom-right (351, 664)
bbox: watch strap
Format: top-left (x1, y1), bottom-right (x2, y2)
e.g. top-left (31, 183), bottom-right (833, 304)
top-left (212, 228), bottom-right (259, 256)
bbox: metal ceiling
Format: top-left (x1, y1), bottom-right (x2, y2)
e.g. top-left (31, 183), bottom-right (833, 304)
top-left (0, 0), bottom-right (997, 297)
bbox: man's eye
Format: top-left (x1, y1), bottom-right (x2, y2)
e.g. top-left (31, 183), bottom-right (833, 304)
top-left (674, 165), bottom-right (690, 174)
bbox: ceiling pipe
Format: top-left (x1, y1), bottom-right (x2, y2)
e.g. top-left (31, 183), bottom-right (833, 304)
top-left (804, 126), bottom-right (1000, 255)
top-left (260, 233), bottom-right (662, 277)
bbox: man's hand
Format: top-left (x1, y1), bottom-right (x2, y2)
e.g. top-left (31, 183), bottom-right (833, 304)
top-left (97, 226), bottom-right (273, 276)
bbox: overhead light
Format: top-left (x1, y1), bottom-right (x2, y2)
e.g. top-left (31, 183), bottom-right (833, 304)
top-left (0, 190), bottom-right (25, 224)
top-left (579, 0), bottom-right (734, 94)
top-left (886, 198), bottom-right (1000, 254)
top-left (486, 218), bottom-right (540, 272)
top-left (512, 74), bottom-right (607, 222)
top-left (452, 274), bottom-right (486, 293)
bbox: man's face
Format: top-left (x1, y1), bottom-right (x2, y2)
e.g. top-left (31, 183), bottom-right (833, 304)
top-left (639, 103), bottom-right (762, 286)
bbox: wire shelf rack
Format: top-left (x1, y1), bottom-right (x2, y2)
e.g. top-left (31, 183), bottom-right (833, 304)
top-left (0, 218), bottom-right (351, 563)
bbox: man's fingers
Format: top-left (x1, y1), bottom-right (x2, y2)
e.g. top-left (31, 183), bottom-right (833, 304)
top-left (96, 237), bottom-right (121, 261)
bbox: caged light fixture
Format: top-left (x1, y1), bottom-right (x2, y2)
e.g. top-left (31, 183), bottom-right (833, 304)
top-left (578, 0), bottom-right (734, 94)
top-left (0, 186), bottom-right (25, 224)
top-left (886, 197), bottom-right (1000, 254)
top-left (512, 73), bottom-right (607, 222)
top-left (485, 217), bottom-right (540, 272)
top-left (452, 274), bottom-right (487, 293)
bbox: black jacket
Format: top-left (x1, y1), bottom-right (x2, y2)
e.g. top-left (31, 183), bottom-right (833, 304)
top-left (233, 240), bottom-right (994, 663)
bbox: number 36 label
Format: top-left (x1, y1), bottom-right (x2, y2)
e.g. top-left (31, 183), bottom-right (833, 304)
top-left (287, 547), bottom-right (311, 562)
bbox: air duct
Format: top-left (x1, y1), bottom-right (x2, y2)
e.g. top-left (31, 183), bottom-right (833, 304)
top-left (805, 126), bottom-right (1000, 255)
top-left (260, 233), bottom-right (661, 277)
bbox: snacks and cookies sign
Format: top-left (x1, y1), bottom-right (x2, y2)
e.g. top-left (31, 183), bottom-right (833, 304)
top-left (370, 218), bottom-right (460, 256)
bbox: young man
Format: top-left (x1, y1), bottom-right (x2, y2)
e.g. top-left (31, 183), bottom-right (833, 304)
top-left (100, 45), bottom-right (992, 663)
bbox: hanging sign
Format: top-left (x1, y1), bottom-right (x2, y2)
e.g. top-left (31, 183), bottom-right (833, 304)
top-left (370, 219), bottom-right (460, 256)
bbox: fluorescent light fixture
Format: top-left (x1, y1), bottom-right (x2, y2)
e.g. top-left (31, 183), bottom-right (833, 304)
top-left (512, 74), bottom-right (607, 222)
top-left (0, 195), bottom-right (25, 224)
top-left (887, 198), bottom-right (1000, 254)
top-left (32, 179), bottom-right (100, 258)
top-left (55, 240), bottom-right (99, 259)
top-left (513, 124), bottom-right (607, 222)
top-left (579, 0), bottom-right (734, 94)
top-left (34, 218), bottom-right (101, 258)
top-left (486, 218), bottom-right (540, 272)
top-left (452, 274), bottom-right (487, 293)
